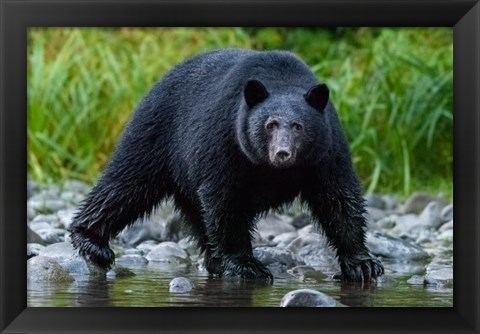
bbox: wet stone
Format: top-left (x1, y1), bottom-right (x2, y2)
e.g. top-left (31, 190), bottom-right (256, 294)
top-left (287, 265), bottom-right (327, 283)
top-left (107, 266), bottom-right (136, 279)
top-left (146, 241), bottom-right (190, 264)
top-left (169, 277), bottom-right (194, 293)
top-left (253, 247), bottom-right (301, 275)
top-left (27, 243), bottom-right (45, 259)
top-left (407, 275), bottom-right (425, 285)
top-left (425, 265), bottom-right (453, 288)
top-left (136, 240), bottom-right (159, 254)
top-left (27, 256), bottom-right (74, 283)
top-left (366, 231), bottom-right (430, 260)
top-left (39, 242), bottom-right (105, 276)
top-left (280, 289), bottom-right (338, 307)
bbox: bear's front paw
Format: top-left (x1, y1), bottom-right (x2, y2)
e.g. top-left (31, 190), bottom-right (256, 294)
top-left (338, 256), bottom-right (384, 282)
top-left (222, 255), bottom-right (274, 283)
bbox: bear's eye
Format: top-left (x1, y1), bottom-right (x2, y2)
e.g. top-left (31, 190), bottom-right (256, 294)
top-left (266, 121), bottom-right (279, 130)
top-left (292, 123), bottom-right (303, 131)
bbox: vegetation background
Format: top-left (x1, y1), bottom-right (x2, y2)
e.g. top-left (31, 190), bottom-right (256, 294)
top-left (27, 28), bottom-right (453, 198)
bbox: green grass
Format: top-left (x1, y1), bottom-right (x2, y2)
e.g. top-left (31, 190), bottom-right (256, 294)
top-left (27, 28), bottom-right (453, 199)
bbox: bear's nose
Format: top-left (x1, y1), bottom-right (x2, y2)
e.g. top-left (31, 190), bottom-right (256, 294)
top-left (276, 150), bottom-right (291, 161)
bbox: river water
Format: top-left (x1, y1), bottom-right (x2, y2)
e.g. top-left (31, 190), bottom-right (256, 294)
top-left (27, 259), bottom-right (453, 307)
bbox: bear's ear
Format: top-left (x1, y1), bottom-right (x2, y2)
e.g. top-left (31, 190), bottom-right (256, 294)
top-left (304, 83), bottom-right (329, 111)
top-left (244, 80), bottom-right (269, 108)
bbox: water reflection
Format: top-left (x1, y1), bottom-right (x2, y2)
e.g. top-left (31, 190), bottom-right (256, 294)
top-left (27, 262), bottom-right (453, 307)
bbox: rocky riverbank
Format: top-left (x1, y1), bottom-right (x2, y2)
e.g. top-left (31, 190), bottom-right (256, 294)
top-left (27, 179), bottom-right (453, 306)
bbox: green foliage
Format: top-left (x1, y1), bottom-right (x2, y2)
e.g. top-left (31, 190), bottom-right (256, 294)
top-left (28, 28), bottom-right (452, 197)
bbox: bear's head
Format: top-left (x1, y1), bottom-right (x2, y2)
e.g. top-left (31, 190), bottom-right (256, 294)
top-left (237, 79), bottom-right (333, 168)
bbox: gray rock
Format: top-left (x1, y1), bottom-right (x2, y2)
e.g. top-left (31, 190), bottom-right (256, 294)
top-left (407, 275), bottom-right (424, 285)
top-left (31, 214), bottom-right (62, 227)
top-left (287, 265), bottom-right (327, 282)
top-left (418, 202), bottom-right (442, 229)
top-left (27, 243), bottom-right (46, 259)
top-left (365, 207), bottom-right (388, 226)
top-left (124, 248), bottom-right (144, 256)
top-left (364, 193), bottom-right (385, 209)
top-left (438, 220), bottom-right (453, 231)
top-left (290, 213), bottom-right (312, 229)
top-left (280, 289), bottom-right (339, 307)
top-left (57, 209), bottom-right (77, 229)
top-left (27, 225), bottom-right (46, 245)
top-left (178, 237), bottom-right (199, 255)
top-left (256, 214), bottom-right (296, 242)
top-left (382, 194), bottom-right (401, 211)
top-left (401, 192), bottom-right (448, 214)
top-left (27, 256), bottom-right (74, 283)
top-left (253, 247), bottom-right (301, 274)
top-left (146, 241), bottom-right (190, 264)
top-left (272, 231), bottom-right (299, 248)
top-left (136, 240), bottom-right (159, 254)
top-left (436, 229), bottom-right (453, 244)
top-left (106, 266), bottom-right (136, 279)
top-left (424, 264), bottom-right (453, 287)
top-left (36, 228), bottom-right (66, 244)
top-left (297, 224), bottom-right (320, 237)
top-left (296, 240), bottom-right (338, 273)
top-left (169, 277), bottom-right (194, 293)
top-left (122, 212), bottom-right (184, 247)
top-left (366, 231), bottom-right (430, 260)
top-left (440, 204), bottom-right (453, 223)
top-left (39, 241), bottom-right (104, 275)
top-left (122, 219), bottom-right (164, 247)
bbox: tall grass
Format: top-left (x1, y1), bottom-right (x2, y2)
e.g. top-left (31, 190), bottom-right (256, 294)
top-left (27, 28), bottom-right (452, 198)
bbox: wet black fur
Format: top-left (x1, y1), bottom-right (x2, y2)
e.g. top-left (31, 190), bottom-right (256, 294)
top-left (69, 48), bottom-right (384, 282)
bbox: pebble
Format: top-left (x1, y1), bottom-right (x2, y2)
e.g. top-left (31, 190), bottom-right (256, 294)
top-left (57, 209), bottom-right (76, 229)
top-left (418, 202), bottom-right (442, 229)
top-left (280, 289), bottom-right (339, 307)
top-left (438, 220), bottom-right (453, 231)
top-left (169, 277), bottom-right (194, 293)
top-left (116, 254), bottom-right (149, 266)
top-left (145, 241), bottom-right (190, 264)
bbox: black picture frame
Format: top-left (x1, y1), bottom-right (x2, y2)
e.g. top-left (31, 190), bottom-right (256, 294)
top-left (1, 0), bottom-right (479, 333)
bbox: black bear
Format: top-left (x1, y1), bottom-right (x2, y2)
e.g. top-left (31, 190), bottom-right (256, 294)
top-left (69, 48), bottom-right (384, 282)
